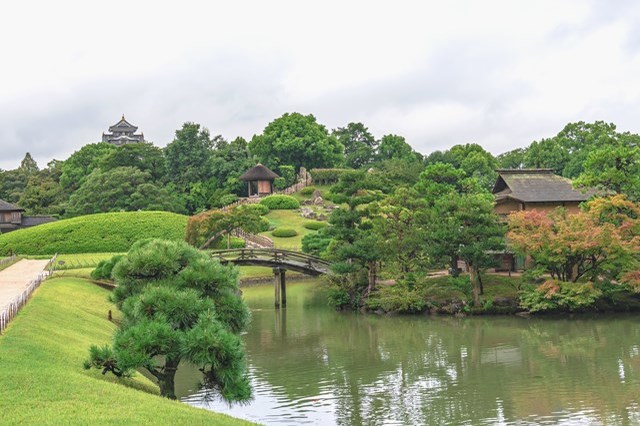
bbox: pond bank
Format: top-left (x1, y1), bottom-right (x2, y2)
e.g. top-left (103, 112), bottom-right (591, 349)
top-left (0, 277), bottom-right (250, 425)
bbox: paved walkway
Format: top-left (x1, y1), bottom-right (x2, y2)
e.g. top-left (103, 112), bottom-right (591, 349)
top-left (0, 259), bottom-right (50, 312)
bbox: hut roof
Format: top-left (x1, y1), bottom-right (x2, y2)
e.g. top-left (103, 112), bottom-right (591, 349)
top-left (493, 169), bottom-right (597, 203)
top-left (0, 199), bottom-right (24, 212)
top-left (239, 164), bottom-right (279, 181)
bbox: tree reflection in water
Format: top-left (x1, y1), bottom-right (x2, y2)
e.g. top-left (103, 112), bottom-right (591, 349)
top-left (178, 280), bottom-right (640, 425)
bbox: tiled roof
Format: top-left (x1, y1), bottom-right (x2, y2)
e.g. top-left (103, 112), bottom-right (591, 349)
top-left (493, 169), bottom-right (596, 203)
top-left (0, 199), bottom-right (24, 212)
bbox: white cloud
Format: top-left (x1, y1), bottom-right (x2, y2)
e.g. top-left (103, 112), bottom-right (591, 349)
top-left (2, 0), bottom-right (640, 169)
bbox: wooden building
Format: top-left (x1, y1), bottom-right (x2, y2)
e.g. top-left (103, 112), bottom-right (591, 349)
top-left (102, 115), bottom-right (145, 146)
top-left (493, 169), bottom-right (596, 218)
top-left (0, 199), bottom-right (56, 233)
top-left (239, 164), bottom-right (279, 197)
top-left (492, 169), bottom-right (597, 271)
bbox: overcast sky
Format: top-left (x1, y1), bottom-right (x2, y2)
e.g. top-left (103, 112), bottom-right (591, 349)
top-left (2, 0), bottom-right (640, 170)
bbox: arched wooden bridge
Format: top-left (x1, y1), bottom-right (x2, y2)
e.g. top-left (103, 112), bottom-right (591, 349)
top-left (211, 248), bottom-right (331, 275)
top-left (210, 248), bottom-right (332, 308)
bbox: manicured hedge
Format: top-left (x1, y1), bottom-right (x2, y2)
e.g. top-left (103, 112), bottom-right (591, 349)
top-left (259, 195), bottom-right (300, 210)
top-left (271, 228), bottom-right (298, 238)
top-left (303, 221), bottom-right (326, 230)
top-left (309, 168), bottom-right (352, 185)
top-left (242, 203), bottom-right (270, 215)
top-left (0, 211), bottom-right (188, 255)
top-left (300, 186), bottom-right (316, 196)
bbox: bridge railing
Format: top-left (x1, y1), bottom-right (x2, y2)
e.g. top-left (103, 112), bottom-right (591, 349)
top-left (211, 248), bottom-right (331, 270)
top-left (231, 229), bottom-right (274, 248)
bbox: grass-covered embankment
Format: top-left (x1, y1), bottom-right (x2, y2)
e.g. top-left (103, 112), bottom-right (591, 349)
top-left (0, 211), bottom-right (188, 255)
top-left (0, 277), bottom-right (250, 425)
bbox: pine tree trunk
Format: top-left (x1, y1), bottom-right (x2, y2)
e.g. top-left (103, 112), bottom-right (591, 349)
top-left (158, 357), bottom-right (180, 400)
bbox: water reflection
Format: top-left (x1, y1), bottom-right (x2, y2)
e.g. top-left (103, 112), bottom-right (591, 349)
top-left (179, 280), bottom-right (640, 425)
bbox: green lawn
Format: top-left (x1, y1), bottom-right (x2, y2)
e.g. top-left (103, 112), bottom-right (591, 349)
top-left (260, 210), bottom-right (319, 250)
top-left (289, 184), bottom-right (334, 202)
top-left (0, 278), bottom-right (251, 425)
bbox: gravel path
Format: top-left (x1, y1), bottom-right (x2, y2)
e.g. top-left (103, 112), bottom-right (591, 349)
top-left (0, 259), bottom-right (50, 312)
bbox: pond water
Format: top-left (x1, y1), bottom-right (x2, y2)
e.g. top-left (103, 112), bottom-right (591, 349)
top-left (178, 279), bottom-right (640, 425)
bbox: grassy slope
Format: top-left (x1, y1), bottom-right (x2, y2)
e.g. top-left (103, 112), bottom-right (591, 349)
top-left (0, 211), bottom-right (188, 255)
top-left (0, 278), bottom-right (250, 425)
top-left (260, 210), bottom-right (315, 250)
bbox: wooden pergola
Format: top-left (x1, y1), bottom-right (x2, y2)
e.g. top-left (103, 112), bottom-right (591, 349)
top-left (239, 164), bottom-right (279, 197)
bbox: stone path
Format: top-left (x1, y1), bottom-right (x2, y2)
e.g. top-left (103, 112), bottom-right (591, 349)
top-left (0, 259), bottom-right (50, 312)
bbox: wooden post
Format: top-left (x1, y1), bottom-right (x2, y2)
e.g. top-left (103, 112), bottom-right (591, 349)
top-left (273, 268), bottom-right (281, 309)
top-left (280, 269), bottom-right (286, 307)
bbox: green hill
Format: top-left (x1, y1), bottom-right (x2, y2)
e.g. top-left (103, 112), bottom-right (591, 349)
top-left (0, 211), bottom-right (188, 255)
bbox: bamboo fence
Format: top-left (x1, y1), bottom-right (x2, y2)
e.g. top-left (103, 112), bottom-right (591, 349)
top-left (0, 254), bottom-right (57, 335)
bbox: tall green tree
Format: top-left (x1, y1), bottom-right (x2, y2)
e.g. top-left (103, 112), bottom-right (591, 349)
top-left (85, 239), bottom-right (251, 401)
top-left (249, 112), bottom-right (344, 171)
top-left (426, 193), bottom-right (505, 306)
top-left (574, 143), bottom-right (640, 200)
top-left (332, 122), bottom-right (377, 169)
top-left (19, 160), bottom-right (66, 216)
top-left (376, 134), bottom-right (417, 162)
top-left (524, 121), bottom-right (620, 177)
top-left (324, 171), bottom-right (385, 307)
top-left (165, 123), bottom-right (214, 193)
top-left (60, 143), bottom-right (118, 190)
top-left (372, 187), bottom-right (428, 277)
top-left (66, 167), bottom-right (185, 216)
top-left (100, 142), bottom-right (167, 181)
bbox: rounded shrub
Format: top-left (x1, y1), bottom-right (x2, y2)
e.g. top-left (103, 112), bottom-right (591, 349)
top-left (259, 195), bottom-right (300, 210)
top-left (300, 186), bottom-right (316, 196)
top-left (257, 216), bottom-right (271, 232)
top-left (303, 221), bottom-right (326, 230)
top-left (271, 228), bottom-right (298, 238)
top-left (243, 203), bottom-right (270, 215)
top-left (91, 254), bottom-right (125, 280)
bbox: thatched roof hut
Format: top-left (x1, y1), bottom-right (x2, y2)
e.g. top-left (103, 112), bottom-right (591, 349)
top-left (239, 164), bottom-right (279, 196)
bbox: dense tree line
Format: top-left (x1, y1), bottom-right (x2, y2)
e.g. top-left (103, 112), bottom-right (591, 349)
top-left (1, 117), bottom-right (639, 219)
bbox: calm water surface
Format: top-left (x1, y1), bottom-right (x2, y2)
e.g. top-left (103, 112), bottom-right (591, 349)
top-left (178, 280), bottom-right (640, 425)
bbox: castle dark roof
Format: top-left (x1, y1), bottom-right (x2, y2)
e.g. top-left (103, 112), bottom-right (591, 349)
top-left (239, 164), bottom-right (279, 181)
top-left (0, 199), bottom-right (24, 212)
top-left (108, 115), bottom-right (138, 132)
top-left (493, 169), bottom-right (597, 203)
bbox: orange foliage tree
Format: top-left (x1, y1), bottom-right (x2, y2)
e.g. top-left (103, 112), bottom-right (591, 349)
top-left (507, 195), bottom-right (640, 283)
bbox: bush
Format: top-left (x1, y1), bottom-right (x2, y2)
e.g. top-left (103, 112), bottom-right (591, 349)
top-left (300, 186), bottom-right (316, 196)
top-left (519, 280), bottom-right (603, 313)
top-left (257, 217), bottom-right (271, 232)
top-left (217, 194), bottom-right (239, 207)
top-left (259, 195), bottom-right (300, 210)
top-left (91, 254), bottom-right (125, 280)
top-left (242, 203), bottom-right (270, 215)
top-left (303, 221), bottom-right (326, 230)
top-left (213, 237), bottom-right (246, 249)
top-left (310, 168), bottom-right (351, 185)
top-left (365, 283), bottom-right (430, 314)
top-left (0, 211), bottom-right (188, 255)
top-left (271, 228), bottom-right (298, 238)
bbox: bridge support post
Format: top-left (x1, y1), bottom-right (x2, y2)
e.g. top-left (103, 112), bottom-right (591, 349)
top-left (273, 267), bottom-right (287, 309)
top-left (280, 269), bottom-right (286, 307)
top-left (273, 268), bottom-right (281, 309)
